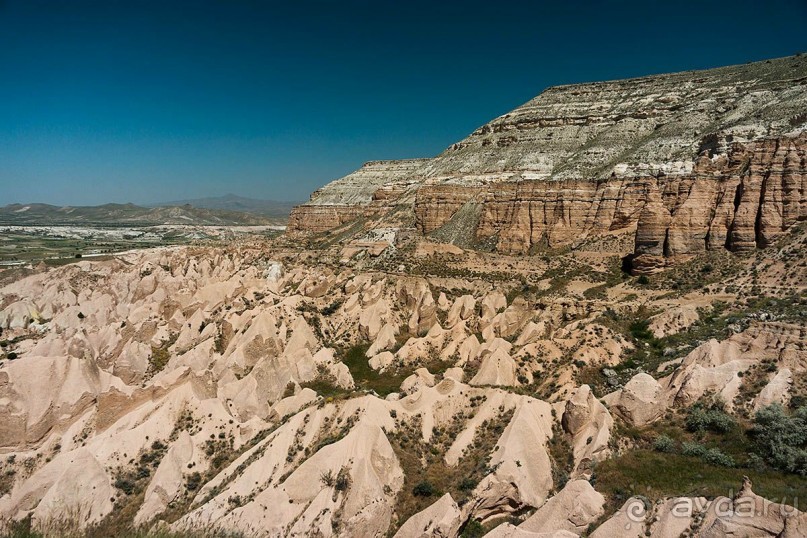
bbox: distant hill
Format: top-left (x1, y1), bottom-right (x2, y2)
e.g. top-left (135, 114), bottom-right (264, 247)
top-left (0, 202), bottom-right (279, 226)
top-left (150, 194), bottom-right (299, 220)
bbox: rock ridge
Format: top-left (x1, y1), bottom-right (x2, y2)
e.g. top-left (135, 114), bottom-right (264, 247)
top-left (288, 55), bottom-right (807, 269)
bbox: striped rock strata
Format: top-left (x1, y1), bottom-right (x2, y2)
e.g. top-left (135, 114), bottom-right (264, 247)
top-left (289, 55), bottom-right (807, 271)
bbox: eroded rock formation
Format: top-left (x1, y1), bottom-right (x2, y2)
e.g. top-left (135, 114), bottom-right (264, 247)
top-left (288, 55), bottom-right (807, 271)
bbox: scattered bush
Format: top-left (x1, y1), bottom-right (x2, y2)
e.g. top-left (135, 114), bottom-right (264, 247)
top-left (653, 434), bottom-right (676, 453)
top-left (460, 519), bottom-right (485, 538)
top-left (747, 452), bottom-right (766, 471)
top-left (334, 467), bottom-right (350, 491)
top-left (113, 477), bottom-right (135, 495)
top-left (185, 471), bottom-right (202, 491)
top-left (680, 441), bottom-right (703, 456)
top-left (412, 480), bottom-right (436, 497)
top-left (320, 469), bottom-right (335, 488)
top-left (149, 343), bottom-right (172, 374)
top-left (685, 404), bottom-right (736, 433)
top-left (282, 382), bottom-right (296, 399)
top-left (637, 275), bottom-right (650, 285)
top-left (321, 300), bottom-right (342, 316)
top-left (704, 450), bottom-right (735, 468)
top-left (629, 319), bottom-right (654, 341)
top-left (751, 404), bottom-right (807, 475)
top-left (681, 442), bottom-right (735, 467)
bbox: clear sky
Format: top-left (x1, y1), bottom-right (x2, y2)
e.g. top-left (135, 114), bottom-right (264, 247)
top-left (1, 0), bottom-right (805, 206)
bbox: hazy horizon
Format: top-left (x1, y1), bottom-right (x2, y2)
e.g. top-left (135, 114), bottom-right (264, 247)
top-left (0, 193), bottom-right (305, 208)
top-left (1, 0), bottom-right (805, 207)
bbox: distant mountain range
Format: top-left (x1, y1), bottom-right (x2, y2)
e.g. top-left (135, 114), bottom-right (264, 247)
top-left (148, 194), bottom-right (300, 220)
top-left (0, 202), bottom-right (283, 226)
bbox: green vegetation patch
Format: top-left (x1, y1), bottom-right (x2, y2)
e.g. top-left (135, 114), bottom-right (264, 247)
top-left (148, 333), bottom-right (178, 375)
top-left (594, 449), bottom-right (807, 510)
top-left (326, 343), bottom-right (453, 397)
top-left (645, 249), bottom-right (743, 293)
top-left (599, 402), bottom-right (807, 515)
top-left (751, 404), bottom-right (807, 475)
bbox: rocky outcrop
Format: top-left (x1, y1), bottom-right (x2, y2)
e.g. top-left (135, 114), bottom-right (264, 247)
top-left (632, 134), bottom-right (807, 272)
top-left (518, 479), bottom-right (605, 535)
top-left (287, 159), bottom-right (430, 233)
top-left (697, 477), bottom-right (801, 537)
top-left (414, 185), bottom-right (482, 234)
top-left (561, 385), bottom-right (612, 478)
top-left (287, 204), bottom-right (368, 233)
top-left (472, 178), bottom-right (648, 253)
top-left (393, 493), bottom-right (461, 538)
top-left (289, 56), bottom-right (807, 269)
top-left (602, 373), bottom-right (666, 427)
top-left (604, 322), bottom-right (807, 426)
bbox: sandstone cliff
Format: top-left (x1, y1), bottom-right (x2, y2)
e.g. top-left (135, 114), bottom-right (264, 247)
top-left (288, 55), bottom-right (807, 270)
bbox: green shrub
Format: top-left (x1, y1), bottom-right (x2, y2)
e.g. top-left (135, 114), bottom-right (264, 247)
top-left (653, 434), bottom-right (676, 453)
top-left (685, 404), bottom-right (736, 433)
top-left (637, 275), bottom-right (650, 285)
top-left (185, 471), bottom-right (202, 491)
top-left (412, 480), bottom-right (436, 497)
top-left (703, 448), bottom-right (735, 468)
top-left (681, 441), bottom-right (704, 457)
top-left (681, 442), bottom-right (734, 467)
top-left (113, 477), bottom-right (135, 495)
top-left (320, 469), bottom-right (335, 487)
top-left (321, 300), bottom-right (342, 316)
top-left (629, 319), bottom-right (654, 341)
top-left (460, 519), bottom-right (485, 538)
top-left (334, 467), bottom-right (350, 491)
top-left (751, 404), bottom-right (807, 475)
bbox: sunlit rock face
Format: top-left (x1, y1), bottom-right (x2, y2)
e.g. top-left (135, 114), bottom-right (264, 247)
top-left (2, 54), bottom-right (807, 538)
top-left (289, 56), bottom-right (807, 269)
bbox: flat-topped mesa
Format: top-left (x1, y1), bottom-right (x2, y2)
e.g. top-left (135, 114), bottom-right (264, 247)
top-left (287, 158), bottom-right (431, 233)
top-left (289, 55), bottom-right (807, 268)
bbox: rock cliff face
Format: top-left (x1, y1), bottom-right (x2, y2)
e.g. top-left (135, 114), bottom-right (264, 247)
top-left (288, 55), bottom-right (807, 269)
top-left (288, 159), bottom-right (430, 232)
top-left (633, 134), bottom-right (807, 271)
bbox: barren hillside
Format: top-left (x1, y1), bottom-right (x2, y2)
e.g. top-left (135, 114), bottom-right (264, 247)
top-left (1, 55), bottom-right (807, 538)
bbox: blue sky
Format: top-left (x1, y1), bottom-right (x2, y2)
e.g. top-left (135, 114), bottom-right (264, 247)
top-left (1, 0), bottom-right (805, 205)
